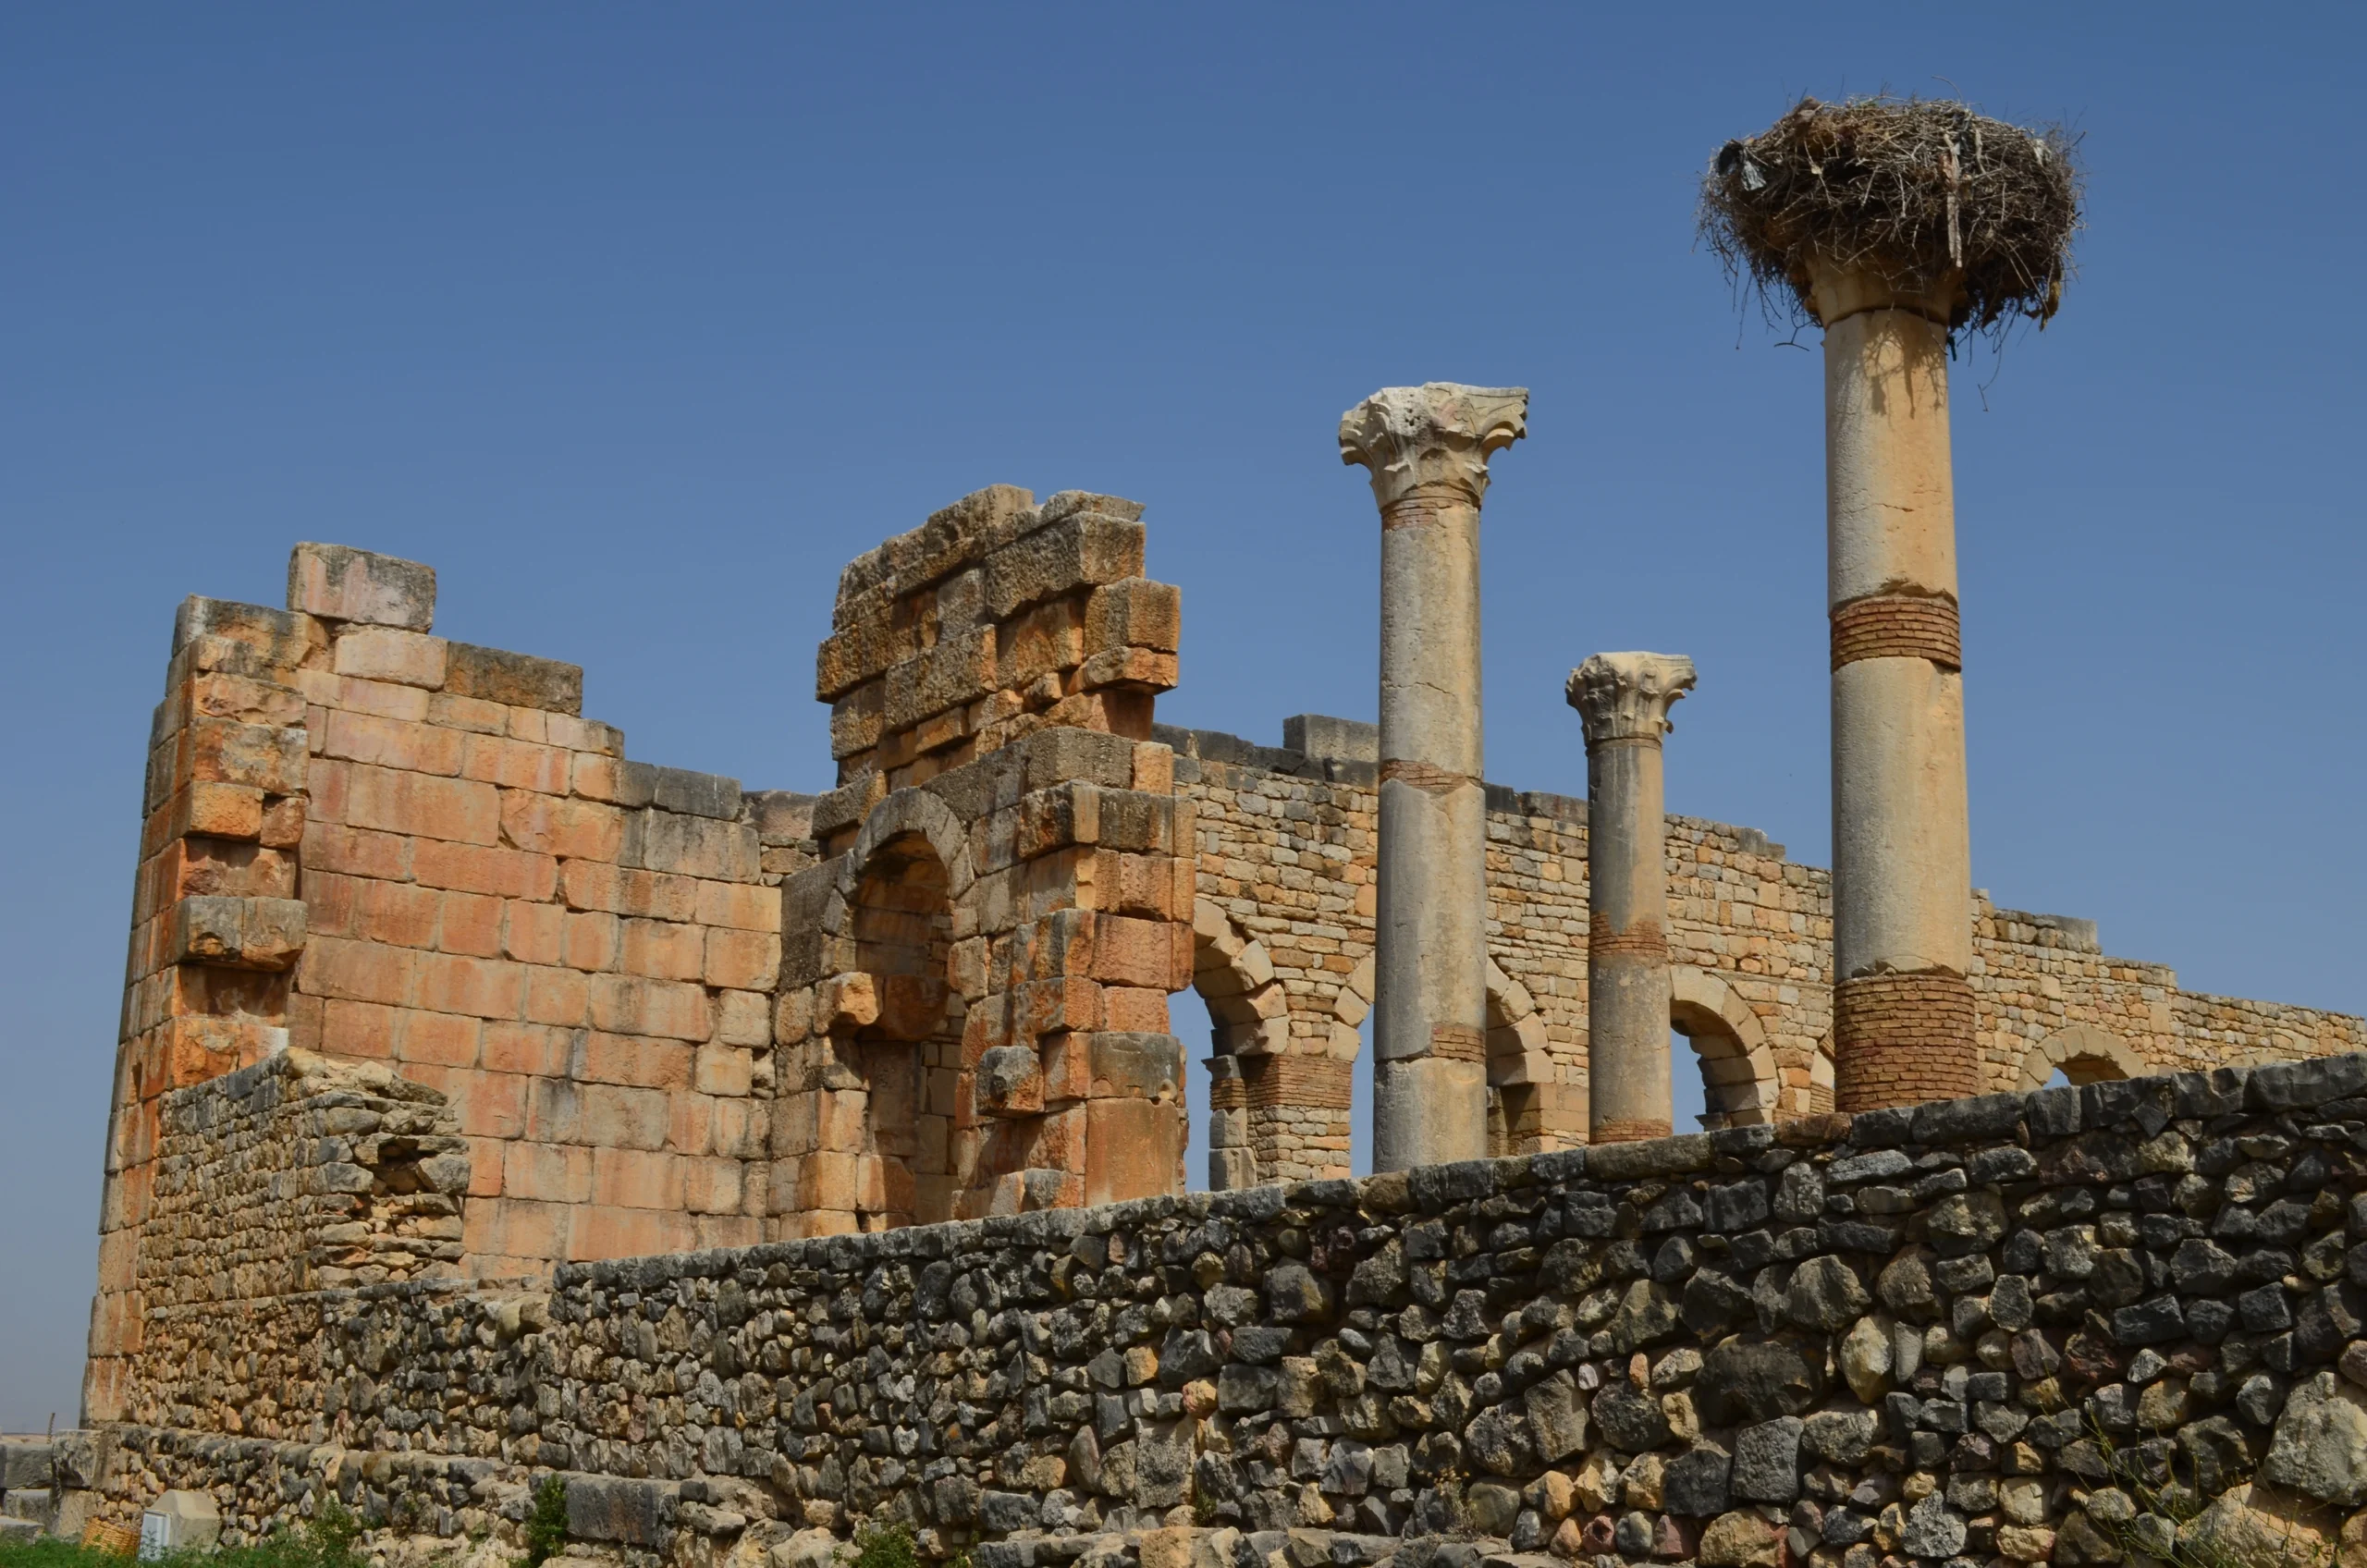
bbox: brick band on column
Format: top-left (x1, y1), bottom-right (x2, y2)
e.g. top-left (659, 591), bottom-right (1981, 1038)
top-left (1833, 970), bottom-right (1981, 1109)
top-left (1594, 1116), bottom-right (1674, 1145)
top-left (1588, 925), bottom-right (1669, 962)
top-left (1244, 1055), bottom-right (1353, 1109)
top-left (1428, 1023), bottom-right (1487, 1062)
top-left (1830, 594), bottom-right (1962, 671)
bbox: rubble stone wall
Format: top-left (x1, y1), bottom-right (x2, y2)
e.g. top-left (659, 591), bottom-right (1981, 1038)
top-left (82, 1049), bottom-right (2367, 1568)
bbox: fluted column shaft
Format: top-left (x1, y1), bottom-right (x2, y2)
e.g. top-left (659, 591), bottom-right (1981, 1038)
top-left (1341, 383), bottom-right (1527, 1171)
top-left (1815, 265), bottom-right (1979, 1110)
top-left (1569, 652), bottom-right (1695, 1143)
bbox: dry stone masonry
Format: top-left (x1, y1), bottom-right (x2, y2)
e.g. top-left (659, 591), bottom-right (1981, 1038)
top-left (62, 1048), bottom-right (2367, 1568)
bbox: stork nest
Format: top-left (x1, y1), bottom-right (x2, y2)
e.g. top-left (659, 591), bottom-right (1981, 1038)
top-left (1700, 96), bottom-right (2082, 337)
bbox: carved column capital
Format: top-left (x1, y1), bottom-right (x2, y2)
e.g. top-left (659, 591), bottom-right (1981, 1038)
top-left (1339, 383), bottom-right (1529, 519)
top-left (1565, 652), bottom-right (1698, 747)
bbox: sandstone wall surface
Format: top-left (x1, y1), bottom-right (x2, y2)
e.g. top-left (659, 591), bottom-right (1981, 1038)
top-left (1163, 721), bottom-right (2367, 1186)
top-left (79, 1048), bottom-right (2367, 1568)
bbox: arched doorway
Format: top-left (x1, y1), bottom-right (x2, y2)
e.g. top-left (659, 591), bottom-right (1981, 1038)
top-left (1668, 966), bottom-right (1780, 1129)
top-left (840, 829), bottom-right (962, 1230)
top-left (2015, 1023), bottom-right (2143, 1091)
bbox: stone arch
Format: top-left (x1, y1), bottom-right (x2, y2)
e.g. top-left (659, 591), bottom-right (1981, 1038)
top-left (851, 787), bottom-right (975, 901)
top-left (1485, 961), bottom-right (1553, 1157)
top-left (2015, 1023), bottom-right (2145, 1091)
top-left (830, 816), bottom-right (965, 1230)
top-left (1190, 899), bottom-right (1289, 1056)
top-left (1669, 965), bottom-right (1780, 1128)
top-left (1190, 900), bottom-right (1290, 1189)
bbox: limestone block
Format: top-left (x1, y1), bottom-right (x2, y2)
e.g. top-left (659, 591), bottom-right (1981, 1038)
top-left (288, 543), bottom-right (436, 630)
top-left (441, 643), bottom-right (583, 715)
top-left (140, 1489), bottom-right (221, 1555)
top-left (174, 595), bottom-right (323, 668)
top-left (169, 895), bottom-right (307, 970)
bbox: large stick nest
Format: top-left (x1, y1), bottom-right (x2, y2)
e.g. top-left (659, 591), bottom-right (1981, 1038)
top-left (1700, 96), bottom-right (2082, 337)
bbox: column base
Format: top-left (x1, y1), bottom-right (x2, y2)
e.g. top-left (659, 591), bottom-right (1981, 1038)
top-left (1834, 970), bottom-right (1980, 1110)
top-left (1592, 1116), bottom-right (1673, 1145)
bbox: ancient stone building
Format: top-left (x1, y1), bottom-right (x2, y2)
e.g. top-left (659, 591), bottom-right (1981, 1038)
top-left (43, 478), bottom-right (2367, 1568)
top-left (80, 492), bottom-right (2367, 1426)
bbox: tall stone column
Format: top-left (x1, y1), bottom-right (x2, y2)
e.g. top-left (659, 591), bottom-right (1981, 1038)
top-left (1815, 264), bottom-right (1980, 1109)
top-left (1567, 652), bottom-right (1695, 1143)
top-left (1339, 383), bottom-right (1527, 1171)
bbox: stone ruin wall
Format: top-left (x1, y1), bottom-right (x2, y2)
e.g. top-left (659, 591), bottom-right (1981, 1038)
top-left (85, 489), bottom-right (2367, 1434)
top-left (61, 1047), bottom-right (2367, 1568)
top-left (87, 486), bottom-right (1200, 1426)
top-left (1161, 722), bottom-right (2367, 1188)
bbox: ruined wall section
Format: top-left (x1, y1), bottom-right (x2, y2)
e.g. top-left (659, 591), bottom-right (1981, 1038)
top-left (1971, 908), bottom-right (2367, 1089)
top-left (1166, 722), bottom-right (2366, 1175)
top-left (120, 1050), bottom-right (475, 1435)
top-left (1165, 725), bottom-right (1834, 1182)
top-left (774, 486), bottom-right (1196, 1233)
top-left (91, 543), bottom-right (787, 1423)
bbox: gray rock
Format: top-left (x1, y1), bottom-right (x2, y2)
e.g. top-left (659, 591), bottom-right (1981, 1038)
top-left (2178, 1416), bottom-right (2253, 1496)
top-left (2263, 1372), bottom-right (2367, 1503)
top-left (1466, 1483), bottom-right (1521, 1537)
top-left (1900, 1493), bottom-right (1967, 1558)
top-left (1925, 1191), bottom-right (2008, 1251)
top-left (1663, 1442), bottom-right (1733, 1517)
top-left (1801, 1409), bottom-right (1880, 1466)
top-left (2175, 1239), bottom-right (2239, 1294)
top-left (1786, 1257), bottom-right (1870, 1333)
top-left (1524, 1369), bottom-right (1589, 1462)
top-left (566, 1476), bottom-right (678, 1546)
top-left (1732, 1418), bottom-right (1803, 1503)
top-left (1695, 1335), bottom-right (1824, 1427)
top-left (2111, 1295), bottom-right (2186, 1346)
top-left (1268, 1265), bottom-right (1334, 1323)
top-left (1772, 1163), bottom-right (1823, 1224)
top-left (1590, 1381), bottom-right (1671, 1453)
top-left (1911, 1092), bottom-right (2025, 1145)
top-left (1989, 1273), bottom-right (2034, 1332)
top-left (1706, 1182), bottom-right (1771, 1232)
top-left (1606, 1280), bottom-right (1681, 1354)
top-left (1876, 1250), bottom-right (1938, 1320)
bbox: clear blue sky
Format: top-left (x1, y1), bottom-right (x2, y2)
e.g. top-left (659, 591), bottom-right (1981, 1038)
top-left (6, 5), bottom-right (2361, 1428)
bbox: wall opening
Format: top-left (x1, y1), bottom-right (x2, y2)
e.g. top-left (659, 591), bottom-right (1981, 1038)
top-left (846, 831), bottom-right (961, 1230)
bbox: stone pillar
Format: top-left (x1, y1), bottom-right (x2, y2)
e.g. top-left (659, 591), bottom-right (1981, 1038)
top-left (1813, 264), bottom-right (1980, 1109)
top-left (1339, 383), bottom-right (1527, 1170)
top-left (1567, 652), bottom-right (1695, 1144)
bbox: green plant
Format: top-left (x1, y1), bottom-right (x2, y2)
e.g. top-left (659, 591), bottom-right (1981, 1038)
top-left (0, 1494), bottom-right (367, 1568)
top-left (847, 1523), bottom-right (921, 1568)
top-left (2080, 1414), bottom-right (2332, 1568)
top-left (519, 1476), bottom-right (570, 1568)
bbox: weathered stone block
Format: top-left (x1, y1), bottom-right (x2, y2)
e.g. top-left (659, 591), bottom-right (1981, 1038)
top-left (288, 543), bottom-right (436, 629)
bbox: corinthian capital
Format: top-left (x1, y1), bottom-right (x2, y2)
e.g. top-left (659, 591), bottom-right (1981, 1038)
top-left (1566, 652), bottom-right (1698, 746)
top-left (1339, 383), bottom-right (1529, 518)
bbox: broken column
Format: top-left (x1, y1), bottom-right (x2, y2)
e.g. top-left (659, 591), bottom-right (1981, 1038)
top-left (1567, 652), bottom-right (1695, 1143)
top-left (1339, 383), bottom-right (1527, 1170)
top-left (1700, 100), bottom-right (2079, 1109)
